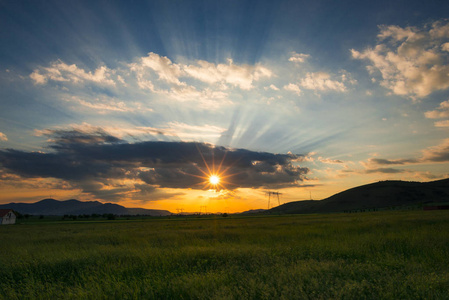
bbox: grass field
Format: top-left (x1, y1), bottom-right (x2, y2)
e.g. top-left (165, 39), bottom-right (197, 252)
top-left (1, 211), bottom-right (449, 299)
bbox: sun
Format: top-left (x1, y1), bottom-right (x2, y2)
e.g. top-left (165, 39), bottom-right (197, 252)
top-left (209, 175), bottom-right (220, 185)
top-left (184, 144), bottom-right (240, 191)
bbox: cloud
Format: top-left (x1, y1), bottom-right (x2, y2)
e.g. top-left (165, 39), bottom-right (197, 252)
top-left (318, 157), bottom-right (344, 164)
top-left (442, 42), bottom-right (449, 52)
top-left (421, 138), bottom-right (449, 162)
top-left (299, 72), bottom-right (348, 92)
top-left (183, 58), bottom-right (272, 90)
top-left (425, 100), bottom-right (449, 118)
top-left (363, 139), bottom-right (449, 170)
top-left (130, 52), bottom-right (184, 86)
top-left (64, 95), bottom-right (146, 114)
top-left (435, 120), bottom-right (449, 128)
top-left (284, 83), bottom-right (302, 95)
top-left (364, 167), bottom-right (406, 174)
top-left (37, 122), bottom-right (226, 143)
top-left (0, 132), bottom-right (7, 141)
top-left (30, 61), bottom-right (116, 86)
top-left (352, 20), bottom-right (449, 98)
top-left (288, 52), bottom-right (310, 63)
top-left (264, 84), bottom-right (279, 91)
top-left (425, 100), bottom-right (449, 127)
top-left (130, 53), bottom-right (272, 91)
top-left (366, 158), bottom-right (419, 166)
top-left (0, 128), bottom-right (309, 201)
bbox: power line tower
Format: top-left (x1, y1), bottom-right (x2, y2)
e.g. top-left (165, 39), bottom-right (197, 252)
top-left (200, 205), bottom-right (207, 215)
top-left (266, 191), bottom-right (282, 209)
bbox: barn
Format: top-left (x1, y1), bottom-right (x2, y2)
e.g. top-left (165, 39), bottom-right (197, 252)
top-left (0, 209), bottom-right (16, 225)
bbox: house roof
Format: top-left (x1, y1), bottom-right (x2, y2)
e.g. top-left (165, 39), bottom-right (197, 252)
top-left (0, 209), bottom-right (14, 217)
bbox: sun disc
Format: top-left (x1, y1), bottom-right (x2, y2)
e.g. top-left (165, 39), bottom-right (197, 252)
top-left (209, 175), bottom-right (220, 185)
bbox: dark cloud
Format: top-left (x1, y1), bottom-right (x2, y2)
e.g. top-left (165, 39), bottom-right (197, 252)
top-left (366, 139), bottom-right (449, 169)
top-left (368, 158), bottom-right (418, 165)
top-left (365, 168), bottom-right (406, 174)
top-left (0, 128), bottom-right (309, 201)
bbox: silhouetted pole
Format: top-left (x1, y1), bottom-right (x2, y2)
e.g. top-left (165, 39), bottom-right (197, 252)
top-left (267, 192), bottom-right (282, 209)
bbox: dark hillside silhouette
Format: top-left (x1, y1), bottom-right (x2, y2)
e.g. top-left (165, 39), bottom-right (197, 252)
top-left (270, 178), bottom-right (449, 214)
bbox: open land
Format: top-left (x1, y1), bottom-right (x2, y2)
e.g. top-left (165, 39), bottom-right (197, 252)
top-left (1, 210), bottom-right (449, 299)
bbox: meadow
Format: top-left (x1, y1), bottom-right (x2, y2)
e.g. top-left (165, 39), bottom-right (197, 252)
top-left (1, 211), bottom-right (448, 299)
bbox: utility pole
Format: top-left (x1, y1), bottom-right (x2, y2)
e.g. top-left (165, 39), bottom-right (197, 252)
top-left (267, 191), bottom-right (282, 209)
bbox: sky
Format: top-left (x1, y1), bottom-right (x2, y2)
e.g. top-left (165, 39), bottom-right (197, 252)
top-left (1, 0), bottom-right (449, 213)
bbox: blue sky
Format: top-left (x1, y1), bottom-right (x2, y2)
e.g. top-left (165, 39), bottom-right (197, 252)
top-left (1, 0), bottom-right (449, 212)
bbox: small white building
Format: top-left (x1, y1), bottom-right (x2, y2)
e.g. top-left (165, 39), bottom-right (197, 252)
top-left (0, 209), bottom-right (16, 225)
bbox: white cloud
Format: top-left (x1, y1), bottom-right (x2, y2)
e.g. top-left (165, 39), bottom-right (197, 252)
top-left (130, 53), bottom-right (272, 91)
top-left (184, 58), bottom-right (272, 90)
top-left (264, 84), bottom-right (279, 91)
top-left (284, 83), bottom-right (302, 95)
top-left (425, 100), bottom-right (449, 127)
top-left (299, 72), bottom-right (347, 92)
top-left (0, 132), bottom-right (7, 141)
top-left (133, 52), bottom-right (184, 86)
top-left (30, 61), bottom-right (116, 86)
top-left (288, 52), bottom-right (310, 63)
top-left (352, 20), bottom-right (449, 98)
top-left (29, 71), bottom-right (47, 84)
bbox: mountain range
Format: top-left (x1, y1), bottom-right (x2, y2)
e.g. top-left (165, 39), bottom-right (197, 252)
top-left (0, 199), bottom-right (171, 216)
top-left (269, 178), bottom-right (449, 214)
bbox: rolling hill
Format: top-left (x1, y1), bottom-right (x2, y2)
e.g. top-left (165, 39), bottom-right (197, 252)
top-left (270, 178), bottom-right (449, 214)
top-left (0, 199), bottom-right (172, 216)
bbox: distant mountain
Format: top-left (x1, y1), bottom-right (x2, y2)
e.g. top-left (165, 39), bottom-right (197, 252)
top-left (269, 178), bottom-right (449, 214)
top-left (0, 199), bottom-right (172, 216)
top-left (240, 209), bottom-right (267, 214)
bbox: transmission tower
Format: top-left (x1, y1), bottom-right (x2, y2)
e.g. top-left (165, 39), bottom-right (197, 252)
top-left (200, 205), bottom-right (208, 215)
top-left (266, 191), bottom-right (282, 209)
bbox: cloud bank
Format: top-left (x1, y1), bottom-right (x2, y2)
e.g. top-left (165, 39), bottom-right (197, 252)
top-left (0, 128), bottom-right (308, 202)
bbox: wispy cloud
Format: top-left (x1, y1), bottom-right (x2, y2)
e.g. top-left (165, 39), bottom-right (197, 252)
top-left (299, 72), bottom-right (348, 92)
top-left (30, 61), bottom-right (116, 86)
top-left (363, 138), bottom-right (449, 169)
top-left (288, 52), bottom-right (310, 63)
top-left (0, 132), bottom-right (7, 141)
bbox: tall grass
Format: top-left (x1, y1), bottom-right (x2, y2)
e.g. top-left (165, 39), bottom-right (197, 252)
top-left (1, 211), bottom-right (448, 299)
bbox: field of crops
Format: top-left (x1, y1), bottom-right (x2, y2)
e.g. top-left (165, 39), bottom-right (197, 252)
top-left (1, 210), bottom-right (448, 299)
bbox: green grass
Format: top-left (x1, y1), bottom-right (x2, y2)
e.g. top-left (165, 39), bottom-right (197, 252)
top-left (1, 211), bottom-right (449, 299)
